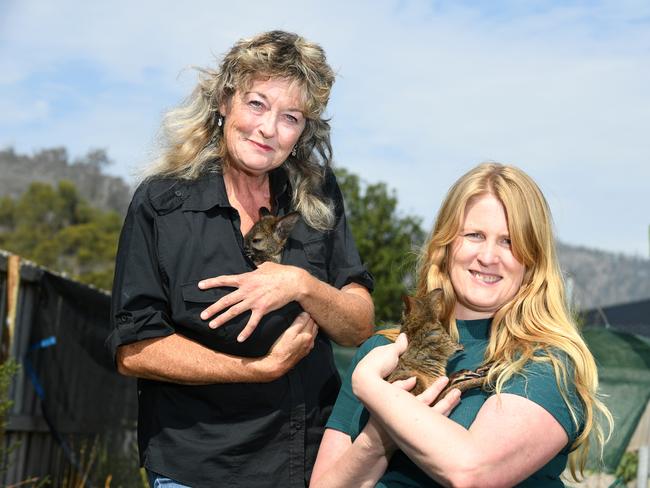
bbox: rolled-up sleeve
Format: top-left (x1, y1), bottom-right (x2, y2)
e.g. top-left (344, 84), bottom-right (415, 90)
top-left (107, 184), bottom-right (175, 363)
top-left (325, 170), bottom-right (374, 292)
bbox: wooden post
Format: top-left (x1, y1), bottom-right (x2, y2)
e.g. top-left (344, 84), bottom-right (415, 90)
top-left (1, 254), bottom-right (20, 363)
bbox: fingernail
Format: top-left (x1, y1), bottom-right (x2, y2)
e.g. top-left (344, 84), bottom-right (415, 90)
top-left (198, 281), bottom-right (205, 289)
top-left (200, 312), bottom-right (207, 320)
top-left (209, 321), bottom-right (216, 328)
top-left (237, 335), bottom-right (245, 342)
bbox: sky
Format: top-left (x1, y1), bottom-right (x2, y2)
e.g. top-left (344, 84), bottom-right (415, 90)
top-left (1, 0), bottom-right (649, 257)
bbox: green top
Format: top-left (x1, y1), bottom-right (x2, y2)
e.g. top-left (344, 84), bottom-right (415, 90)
top-left (326, 318), bottom-right (584, 487)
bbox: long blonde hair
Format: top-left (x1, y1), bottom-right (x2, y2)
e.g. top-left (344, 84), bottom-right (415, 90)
top-left (390, 162), bottom-right (611, 479)
top-left (142, 30), bottom-right (336, 230)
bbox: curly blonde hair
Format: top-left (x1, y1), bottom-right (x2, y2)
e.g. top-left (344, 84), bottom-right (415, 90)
top-left (142, 30), bottom-right (336, 230)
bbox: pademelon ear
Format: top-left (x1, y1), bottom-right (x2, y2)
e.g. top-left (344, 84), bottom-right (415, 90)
top-left (402, 295), bottom-right (415, 316)
top-left (258, 207), bottom-right (272, 218)
top-left (275, 212), bottom-right (300, 240)
top-left (427, 288), bottom-right (445, 319)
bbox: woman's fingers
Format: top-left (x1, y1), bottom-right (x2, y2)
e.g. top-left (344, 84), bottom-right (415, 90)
top-left (414, 376), bottom-right (461, 416)
top-left (200, 264), bottom-right (300, 327)
top-left (395, 333), bottom-right (408, 354)
top-left (205, 297), bottom-right (249, 328)
top-left (201, 289), bottom-right (244, 323)
top-left (416, 376), bottom-right (450, 405)
top-left (433, 388), bottom-right (461, 416)
top-left (237, 310), bottom-right (264, 342)
top-left (263, 313), bottom-right (317, 380)
top-left (198, 274), bottom-right (241, 289)
top-left (391, 376), bottom-right (417, 392)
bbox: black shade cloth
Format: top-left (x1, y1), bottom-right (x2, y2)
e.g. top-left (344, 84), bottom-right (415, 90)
top-left (31, 271), bottom-right (137, 433)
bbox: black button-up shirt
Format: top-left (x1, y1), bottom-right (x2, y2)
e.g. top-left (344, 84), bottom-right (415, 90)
top-left (108, 164), bottom-right (373, 487)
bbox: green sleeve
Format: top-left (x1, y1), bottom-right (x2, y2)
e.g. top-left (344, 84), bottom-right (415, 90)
top-left (501, 351), bottom-right (584, 442)
top-left (326, 335), bottom-right (392, 435)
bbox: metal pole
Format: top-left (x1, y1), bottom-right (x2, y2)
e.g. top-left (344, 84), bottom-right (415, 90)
top-left (638, 445), bottom-right (648, 488)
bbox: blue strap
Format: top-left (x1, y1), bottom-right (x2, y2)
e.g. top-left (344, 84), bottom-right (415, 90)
top-left (22, 335), bottom-right (82, 471)
top-left (23, 336), bottom-right (57, 400)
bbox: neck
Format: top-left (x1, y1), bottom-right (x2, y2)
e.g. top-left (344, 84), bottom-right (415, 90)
top-left (223, 166), bottom-right (270, 193)
top-left (223, 168), bottom-right (272, 229)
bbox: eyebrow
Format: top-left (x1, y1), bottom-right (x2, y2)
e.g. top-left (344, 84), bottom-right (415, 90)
top-left (245, 91), bottom-right (304, 114)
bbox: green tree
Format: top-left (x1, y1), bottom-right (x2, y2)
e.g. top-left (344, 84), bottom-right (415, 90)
top-left (335, 168), bottom-right (425, 324)
top-left (0, 181), bottom-right (121, 291)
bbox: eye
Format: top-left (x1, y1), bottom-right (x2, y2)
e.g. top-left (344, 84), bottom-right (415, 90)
top-left (248, 99), bottom-right (265, 111)
top-left (284, 113), bottom-right (300, 124)
top-left (501, 237), bottom-right (512, 247)
top-left (252, 238), bottom-right (263, 244)
top-left (465, 232), bottom-right (483, 240)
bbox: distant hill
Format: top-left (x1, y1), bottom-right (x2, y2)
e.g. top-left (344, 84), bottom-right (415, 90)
top-left (2, 146), bottom-right (649, 310)
top-left (558, 242), bottom-right (650, 310)
top-left (0, 147), bottom-right (132, 216)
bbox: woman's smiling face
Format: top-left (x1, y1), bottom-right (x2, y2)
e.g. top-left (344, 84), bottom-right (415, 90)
top-left (450, 193), bottom-right (526, 320)
top-left (220, 77), bottom-right (306, 176)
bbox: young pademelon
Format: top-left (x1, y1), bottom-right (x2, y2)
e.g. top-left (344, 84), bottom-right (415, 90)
top-left (243, 208), bottom-right (300, 265)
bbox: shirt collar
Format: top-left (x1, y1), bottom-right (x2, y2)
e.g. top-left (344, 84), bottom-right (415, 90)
top-left (181, 165), bottom-right (291, 212)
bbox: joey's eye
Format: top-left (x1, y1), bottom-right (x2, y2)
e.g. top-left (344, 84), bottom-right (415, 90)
top-left (252, 238), bottom-right (263, 244)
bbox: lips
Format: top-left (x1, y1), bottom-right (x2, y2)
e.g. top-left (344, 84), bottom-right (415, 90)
top-left (469, 270), bottom-right (502, 284)
top-left (248, 139), bottom-right (274, 151)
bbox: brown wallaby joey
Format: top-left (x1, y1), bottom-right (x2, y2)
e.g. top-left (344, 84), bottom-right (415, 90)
top-left (243, 208), bottom-right (300, 265)
top-left (387, 288), bottom-right (492, 399)
top-left (387, 289), bottom-right (463, 395)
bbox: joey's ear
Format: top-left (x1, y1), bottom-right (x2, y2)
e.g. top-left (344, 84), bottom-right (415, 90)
top-left (274, 212), bottom-right (300, 240)
top-left (402, 295), bottom-right (414, 316)
top-left (428, 288), bottom-right (445, 320)
top-left (258, 207), bottom-right (272, 218)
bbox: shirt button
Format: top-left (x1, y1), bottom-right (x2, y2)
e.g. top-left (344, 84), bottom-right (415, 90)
top-left (174, 190), bottom-right (182, 197)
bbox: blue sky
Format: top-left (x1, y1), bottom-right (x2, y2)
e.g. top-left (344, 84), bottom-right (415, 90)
top-left (2, 0), bottom-right (649, 256)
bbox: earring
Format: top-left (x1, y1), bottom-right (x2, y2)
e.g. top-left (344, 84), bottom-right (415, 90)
top-left (217, 115), bottom-right (223, 127)
top-left (291, 146), bottom-right (297, 157)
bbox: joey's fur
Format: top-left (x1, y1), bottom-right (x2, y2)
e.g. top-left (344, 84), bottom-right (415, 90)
top-left (387, 289), bottom-right (463, 395)
top-left (243, 208), bottom-right (300, 265)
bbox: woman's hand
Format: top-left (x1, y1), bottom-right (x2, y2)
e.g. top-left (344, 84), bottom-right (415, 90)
top-left (352, 333), bottom-right (409, 391)
top-left (198, 262), bottom-right (306, 342)
top-left (360, 376), bottom-right (461, 457)
top-left (257, 311), bottom-right (318, 381)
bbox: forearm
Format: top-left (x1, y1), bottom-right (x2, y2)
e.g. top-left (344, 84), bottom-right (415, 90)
top-left (116, 333), bottom-right (279, 385)
top-left (355, 376), bottom-right (474, 486)
top-left (310, 429), bottom-right (392, 488)
top-left (296, 269), bottom-right (374, 346)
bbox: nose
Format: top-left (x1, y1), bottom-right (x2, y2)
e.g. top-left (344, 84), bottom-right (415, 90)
top-left (477, 240), bottom-right (500, 266)
top-left (258, 112), bottom-right (277, 139)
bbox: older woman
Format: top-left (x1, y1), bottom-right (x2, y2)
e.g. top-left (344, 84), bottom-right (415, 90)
top-left (108, 31), bottom-right (374, 487)
top-left (311, 163), bottom-right (612, 487)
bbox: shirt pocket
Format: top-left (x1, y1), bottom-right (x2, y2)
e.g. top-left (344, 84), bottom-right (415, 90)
top-left (178, 280), bottom-right (303, 358)
top-left (302, 237), bottom-right (329, 282)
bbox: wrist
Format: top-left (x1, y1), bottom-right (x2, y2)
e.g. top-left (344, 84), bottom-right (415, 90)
top-left (352, 369), bottom-right (383, 401)
top-left (292, 266), bottom-right (313, 302)
top-left (250, 355), bottom-right (282, 383)
top-left (357, 429), bottom-right (396, 459)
